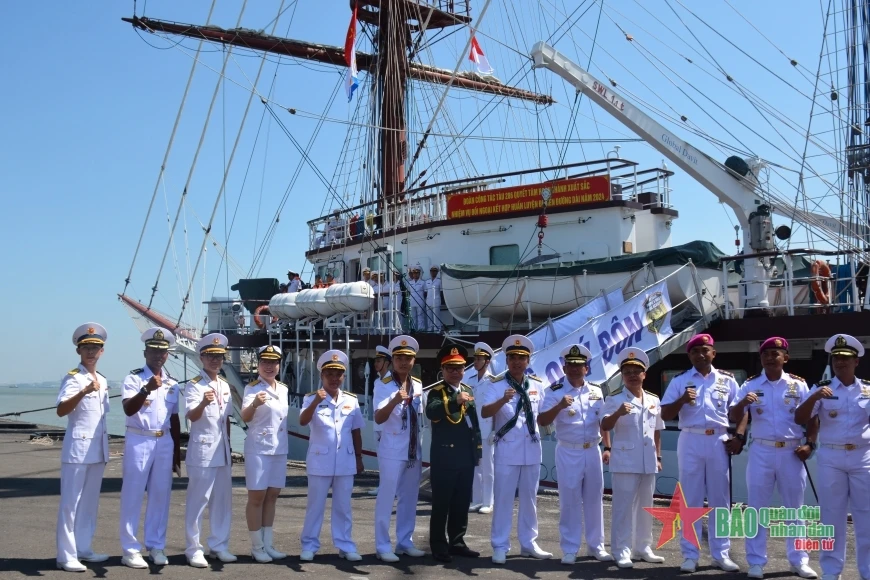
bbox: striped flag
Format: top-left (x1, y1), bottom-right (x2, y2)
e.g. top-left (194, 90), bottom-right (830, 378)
top-left (345, 5), bottom-right (359, 102)
top-left (469, 35), bottom-right (494, 75)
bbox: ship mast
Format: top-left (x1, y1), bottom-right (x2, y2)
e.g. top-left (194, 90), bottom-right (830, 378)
top-left (124, 1), bottom-right (552, 210)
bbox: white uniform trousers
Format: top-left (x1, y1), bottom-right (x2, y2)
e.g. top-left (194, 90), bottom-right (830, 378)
top-left (610, 472), bottom-right (655, 561)
top-left (817, 446), bottom-right (870, 579)
top-left (677, 432), bottom-right (731, 560)
top-left (491, 463), bottom-right (539, 552)
top-left (300, 475), bottom-right (357, 554)
top-left (556, 445), bottom-right (605, 555)
top-left (374, 457), bottom-right (422, 554)
top-left (745, 444), bottom-right (808, 568)
top-left (410, 305), bottom-right (426, 333)
top-left (472, 438), bottom-right (495, 507)
top-left (56, 462), bottom-right (105, 563)
top-left (119, 434), bottom-right (173, 554)
top-left (184, 465), bottom-right (232, 558)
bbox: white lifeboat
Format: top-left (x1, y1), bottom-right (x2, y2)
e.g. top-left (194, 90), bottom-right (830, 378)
top-left (269, 282), bottom-right (374, 319)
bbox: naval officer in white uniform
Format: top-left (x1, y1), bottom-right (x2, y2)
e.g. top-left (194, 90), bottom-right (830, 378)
top-left (183, 333), bottom-right (237, 568)
top-left (55, 323), bottom-right (110, 572)
top-left (373, 335), bottom-right (426, 562)
top-left (241, 345), bottom-right (289, 563)
top-left (538, 344), bottom-right (613, 565)
top-left (119, 327), bottom-right (181, 569)
top-left (660, 333), bottom-right (742, 573)
top-left (795, 333), bottom-right (870, 580)
top-left (367, 345), bottom-right (392, 498)
top-left (729, 337), bottom-right (818, 579)
top-left (600, 347), bottom-right (665, 568)
top-left (481, 334), bottom-right (552, 564)
top-left (469, 341), bottom-right (495, 514)
top-left (298, 350), bottom-right (365, 562)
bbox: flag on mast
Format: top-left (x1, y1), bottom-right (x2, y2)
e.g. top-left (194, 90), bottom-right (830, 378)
top-left (345, 5), bottom-right (359, 102)
top-left (469, 35), bottom-right (494, 75)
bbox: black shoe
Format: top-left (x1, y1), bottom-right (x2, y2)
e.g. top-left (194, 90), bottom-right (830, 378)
top-left (433, 553), bottom-right (453, 563)
top-left (448, 546), bottom-right (480, 558)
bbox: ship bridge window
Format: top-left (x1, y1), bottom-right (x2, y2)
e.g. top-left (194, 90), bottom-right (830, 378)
top-left (367, 252), bottom-right (403, 276)
top-left (490, 244), bottom-right (519, 266)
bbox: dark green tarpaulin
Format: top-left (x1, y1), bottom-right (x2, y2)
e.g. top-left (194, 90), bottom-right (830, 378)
top-left (231, 278), bottom-right (280, 314)
top-left (441, 240), bottom-right (726, 280)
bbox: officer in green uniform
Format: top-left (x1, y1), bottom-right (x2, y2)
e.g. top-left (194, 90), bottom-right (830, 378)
top-left (425, 343), bottom-right (482, 563)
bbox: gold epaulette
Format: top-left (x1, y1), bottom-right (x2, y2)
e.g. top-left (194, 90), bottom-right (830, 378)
top-left (861, 378), bottom-right (870, 385)
top-left (746, 373), bottom-right (760, 382)
top-left (67, 368), bottom-right (79, 375)
top-left (188, 375), bottom-right (202, 384)
top-left (673, 369), bottom-right (688, 378)
top-left (492, 372), bottom-right (506, 382)
top-left (529, 375), bottom-right (543, 382)
top-left (247, 379), bottom-right (260, 386)
top-left (644, 389), bottom-right (658, 398)
top-left (306, 391), bottom-right (318, 396)
top-left (343, 390), bottom-right (357, 398)
top-left (608, 386), bottom-right (624, 397)
top-left (425, 381), bottom-right (445, 393)
top-left (411, 376), bottom-right (422, 384)
top-left (719, 369), bottom-right (735, 377)
top-left (788, 373), bottom-right (805, 382)
top-left (380, 375), bottom-right (393, 384)
top-left (277, 380), bottom-right (287, 387)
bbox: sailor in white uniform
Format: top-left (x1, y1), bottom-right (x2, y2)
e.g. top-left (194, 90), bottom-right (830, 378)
top-left (425, 266), bottom-right (442, 332)
top-left (729, 337), bottom-right (819, 579)
top-left (366, 345), bottom-right (392, 498)
top-left (406, 264), bottom-right (426, 332)
top-left (241, 345), bottom-right (289, 563)
top-left (298, 350), bottom-right (365, 562)
top-left (481, 334), bottom-right (552, 564)
top-left (183, 333), bottom-right (237, 568)
top-left (660, 333), bottom-right (742, 573)
top-left (538, 344), bottom-right (613, 565)
top-left (55, 323), bottom-right (110, 572)
top-left (119, 327), bottom-right (181, 569)
top-left (373, 335), bottom-right (426, 562)
top-left (795, 334), bottom-right (870, 580)
top-left (468, 341), bottom-right (495, 514)
top-left (600, 347), bottom-right (666, 568)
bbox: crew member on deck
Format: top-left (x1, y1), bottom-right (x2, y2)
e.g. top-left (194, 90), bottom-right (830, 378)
top-left (298, 350), bottom-right (365, 562)
top-left (538, 344), bottom-right (613, 565)
top-left (119, 327), bottom-right (181, 569)
top-left (287, 271), bottom-right (302, 293)
top-left (729, 337), bottom-right (818, 580)
top-left (425, 344), bottom-right (482, 563)
top-left (795, 334), bottom-right (870, 580)
top-left (425, 266), bottom-right (442, 332)
top-left (241, 345), bottom-right (289, 563)
top-left (660, 333), bottom-right (742, 574)
top-left (373, 335), bottom-right (426, 562)
top-left (55, 323), bottom-right (110, 573)
top-left (600, 347), bottom-right (665, 568)
top-left (183, 334), bottom-right (237, 568)
top-left (406, 265), bottom-right (426, 332)
top-left (469, 341), bottom-right (495, 514)
top-left (481, 334), bottom-right (552, 564)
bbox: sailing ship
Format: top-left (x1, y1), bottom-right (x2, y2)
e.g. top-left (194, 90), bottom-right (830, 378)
top-left (118, 0), bottom-right (869, 502)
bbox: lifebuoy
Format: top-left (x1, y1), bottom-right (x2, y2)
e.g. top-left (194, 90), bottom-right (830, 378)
top-left (253, 305), bottom-right (276, 329)
top-left (811, 259), bottom-right (832, 305)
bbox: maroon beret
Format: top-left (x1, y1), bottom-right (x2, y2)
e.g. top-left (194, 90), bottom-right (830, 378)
top-left (686, 334), bottom-right (714, 352)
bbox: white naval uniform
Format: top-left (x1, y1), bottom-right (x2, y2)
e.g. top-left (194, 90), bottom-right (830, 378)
top-left (808, 377), bottom-right (870, 579)
top-left (481, 374), bottom-right (544, 553)
top-left (406, 277), bottom-right (426, 332)
top-left (183, 374), bottom-right (233, 559)
top-left (732, 373), bottom-right (810, 569)
top-left (370, 282), bottom-right (382, 327)
top-left (300, 389), bottom-right (365, 555)
top-left (601, 387), bottom-right (663, 562)
top-left (540, 379), bottom-right (606, 556)
top-left (660, 366), bottom-right (738, 561)
top-left (242, 379), bottom-right (289, 490)
top-left (373, 374), bottom-right (424, 554)
top-left (56, 365), bottom-right (109, 564)
top-left (468, 370), bottom-right (495, 508)
top-left (287, 278), bottom-right (302, 293)
top-left (424, 276), bottom-right (442, 332)
top-left (119, 367), bottom-right (179, 555)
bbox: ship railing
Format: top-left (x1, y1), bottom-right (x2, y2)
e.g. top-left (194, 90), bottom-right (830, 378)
top-left (201, 298), bottom-right (273, 336)
top-left (719, 248), bottom-right (869, 319)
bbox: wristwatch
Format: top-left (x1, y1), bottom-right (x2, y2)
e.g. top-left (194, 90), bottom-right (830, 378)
top-left (806, 441), bottom-right (816, 451)
top-left (139, 387), bottom-right (149, 397)
top-left (735, 433), bottom-right (747, 443)
top-left (602, 446), bottom-right (611, 452)
top-left (657, 456), bottom-right (663, 461)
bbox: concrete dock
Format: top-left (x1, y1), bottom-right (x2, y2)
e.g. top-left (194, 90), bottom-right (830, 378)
top-left (0, 421), bottom-right (860, 579)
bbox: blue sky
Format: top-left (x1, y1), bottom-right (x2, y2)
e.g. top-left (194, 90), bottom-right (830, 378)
top-left (1, 1), bottom-right (835, 382)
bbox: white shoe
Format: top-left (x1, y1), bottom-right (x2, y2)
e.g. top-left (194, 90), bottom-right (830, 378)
top-left (251, 548), bottom-right (272, 563)
top-left (262, 527), bottom-right (286, 559)
top-left (299, 550), bottom-right (315, 561)
top-left (478, 505), bottom-right (493, 514)
top-left (149, 549), bottom-right (168, 566)
top-left (376, 552), bottom-right (399, 562)
top-left (188, 551), bottom-right (208, 568)
top-left (56, 560), bottom-right (87, 573)
top-left (396, 546), bottom-right (425, 557)
top-left (209, 550), bottom-right (237, 563)
top-left (587, 547), bottom-right (614, 561)
top-left (681, 558), bottom-right (698, 573)
top-left (714, 557), bottom-right (740, 572)
top-left (367, 487), bottom-right (379, 496)
top-left (520, 544), bottom-right (552, 559)
top-left (616, 556), bottom-right (634, 568)
top-left (790, 564), bottom-right (819, 579)
top-left (633, 547), bottom-right (665, 563)
top-left (492, 550), bottom-right (506, 565)
top-left (748, 564), bottom-right (764, 579)
top-left (122, 553), bottom-right (149, 569)
top-left (339, 550), bottom-right (362, 562)
top-left (468, 503), bottom-right (483, 513)
top-left (820, 576), bottom-right (840, 580)
top-left (78, 552), bottom-right (109, 563)
top-left (561, 553), bottom-right (576, 565)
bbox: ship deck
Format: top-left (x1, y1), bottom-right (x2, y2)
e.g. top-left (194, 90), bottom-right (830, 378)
top-left (0, 420), bottom-right (862, 579)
